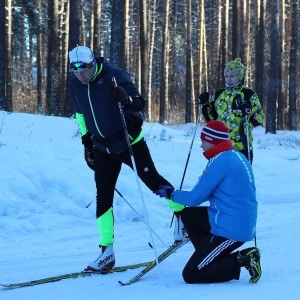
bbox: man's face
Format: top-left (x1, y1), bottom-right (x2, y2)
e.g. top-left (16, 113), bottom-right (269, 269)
top-left (201, 139), bottom-right (215, 152)
top-left (74, 67), bottom-right (95, 85)
top-left (69, 62), bottom-right (95, 85)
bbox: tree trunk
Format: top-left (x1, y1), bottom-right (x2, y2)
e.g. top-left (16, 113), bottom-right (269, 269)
top-left (159, 0), bottom-right (170, 123)
top-left (65, 0), bottom-right (81, 117)
top-left (276, 0), bottom-right (284, 130)
top-left (6, 0), bottom-right (12, 112)
top-left (0, 0), bottom-right (6, 110)
top-left (46, 0), bottom-right (61, 115)
top-left (197, 0), bottom-right (207, 94)
top-left (93, 0), bottom-right (102, 55)
top-left (232, 0), bottom-right (238, 58)
top-left (255, 0), bottom-right (265, 109)
top-left (185, 0), bottom-right (194, 123)
top-left (288, 1), bottom-right (298, 130)
top-left (110, 0), bottom-right (125, 68)
top-left (89, 0), bottom-right (95, 49)
top-left (221, 0), bottom-right (229, 83)
top-left (139, 0), bottom-right (149, 106)
top-left (266, 0), bottom-right (279, 133)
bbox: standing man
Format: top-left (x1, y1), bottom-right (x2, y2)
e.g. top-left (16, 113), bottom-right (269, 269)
top-left (198, 58), bottom-right (264, 163)
top-left (68, 46), bottom-right (186, 272)
top-left (155, 120), bottom-right (262, 284)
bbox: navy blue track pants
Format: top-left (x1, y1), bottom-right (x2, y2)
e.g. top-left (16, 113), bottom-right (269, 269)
top-left (181, 207), bottom-right (244, 283)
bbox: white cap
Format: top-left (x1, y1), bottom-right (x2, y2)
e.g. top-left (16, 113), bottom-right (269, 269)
top-left (69, 46), bottom-right (94, 63)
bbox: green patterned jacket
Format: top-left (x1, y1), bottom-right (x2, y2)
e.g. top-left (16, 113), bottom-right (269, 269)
top-left (202, 85), bottom-right (264, 151)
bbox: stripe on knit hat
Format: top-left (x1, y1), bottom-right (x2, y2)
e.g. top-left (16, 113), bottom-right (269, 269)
top-left (200, 120), bottom-right (229, 145)
top-left (202, 126), bottom-right (229, 140)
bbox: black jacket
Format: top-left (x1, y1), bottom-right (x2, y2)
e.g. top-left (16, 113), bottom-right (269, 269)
top-left (70, 57), bottom-right (145, 154)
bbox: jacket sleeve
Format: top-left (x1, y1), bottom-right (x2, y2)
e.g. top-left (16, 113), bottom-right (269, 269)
top-left (113, 71), bottom-right (146, 113)
top-left (172, 158), bottom-right (225, 206)
top-left (75, 112), bottom-right (88, 136)
top-left (202, 89), bottom-right (223, 122)
top-left (69, 86), bottom-right (88, 136)
top-left (202, 102), bottom-right (212, 122)
top-left (249, 92), bottom-right (264, 127)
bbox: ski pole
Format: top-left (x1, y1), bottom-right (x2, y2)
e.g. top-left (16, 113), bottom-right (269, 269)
top-left (245, 118), bottom-right (251, 163)
top-left (242, 113), bottom-right (257, 247)
top-left (179, 99), bottom-right (203, 189)
top-left (245, 119), bottom-right (257, 247)
top-left (170, 94), bottom-right (203, 227)
top-left (114, 188), bottom-right (167, 247)
top-left (112, 77), bottom-right (164, 286)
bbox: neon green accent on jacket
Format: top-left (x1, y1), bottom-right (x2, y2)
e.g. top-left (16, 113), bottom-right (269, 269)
top-left (131, 130), bottom-right (143, 145)
top-left (91, 63), bottom-right (102, 81)
top-left (76, 109), bottom-right (143, 145)
top-left (75, 112), bottom-right (88, 136)
top-left (96, 208), bottom-right (114, 246)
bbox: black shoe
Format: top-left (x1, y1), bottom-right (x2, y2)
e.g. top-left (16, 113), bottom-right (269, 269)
top-left (237, 247), bottom-right (262, 283)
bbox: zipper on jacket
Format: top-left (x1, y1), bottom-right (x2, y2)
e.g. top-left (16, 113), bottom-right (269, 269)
top-left (87, 84), bottom-right (110, 153)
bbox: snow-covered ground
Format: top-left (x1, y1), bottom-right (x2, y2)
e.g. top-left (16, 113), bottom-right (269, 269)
top-left (0, 111), bottom-right (299, 299)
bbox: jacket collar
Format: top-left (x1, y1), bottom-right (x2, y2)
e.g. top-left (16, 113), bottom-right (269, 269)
top-left (203, 140), bottom-right (234, 160)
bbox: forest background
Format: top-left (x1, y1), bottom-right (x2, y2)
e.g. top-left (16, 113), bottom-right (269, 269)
top-left (0, 0), bottom-right (299, 133)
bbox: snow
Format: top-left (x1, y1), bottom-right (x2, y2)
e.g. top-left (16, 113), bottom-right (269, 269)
top-left (0, 110), bottom-right (300, 299)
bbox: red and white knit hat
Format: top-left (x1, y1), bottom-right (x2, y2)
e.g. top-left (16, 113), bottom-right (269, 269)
top-left (200, 120), bottom-right (229, 145)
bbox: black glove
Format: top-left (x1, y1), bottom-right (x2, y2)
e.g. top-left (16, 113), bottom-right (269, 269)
top-left (111, 86), bottom-right (129, 105)
top-left (128, 111), bottom-right (144, 129)
top-left (81, 132), bottom-right (94, 170)
top-left (129, 95), bottom-right (146, 112)
top-left (197, 92), bottom-right (209, 105)
top-left (154, 185), bottom-right (175, 199)
top-left (239, 101), bottom-right (252, 115)
top-left (232, 95), bottom-right (252, 115)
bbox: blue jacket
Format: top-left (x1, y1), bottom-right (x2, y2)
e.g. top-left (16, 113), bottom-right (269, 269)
top-left (172, 150), bottom-right (257, 242)
top-left (70, 57), bottom-right (144, 154)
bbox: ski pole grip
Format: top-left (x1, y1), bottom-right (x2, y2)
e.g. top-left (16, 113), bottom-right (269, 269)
top-left (112, 77), bottom-right (117, 88)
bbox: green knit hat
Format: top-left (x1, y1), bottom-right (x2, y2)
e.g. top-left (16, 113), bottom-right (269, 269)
top-left (224, 58), bottom-right (245, 81)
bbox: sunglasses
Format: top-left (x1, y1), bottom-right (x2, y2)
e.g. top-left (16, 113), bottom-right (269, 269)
top-left (69, 61), bottom-right (94, 73)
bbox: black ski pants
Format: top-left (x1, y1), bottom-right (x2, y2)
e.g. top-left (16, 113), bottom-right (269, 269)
top-left (93, 138), bottom-right (173, 218)
top-left (181, 207), bottom-right (244, 283)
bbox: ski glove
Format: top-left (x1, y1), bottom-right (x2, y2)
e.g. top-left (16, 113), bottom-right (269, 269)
top-left (239, 101), bottom-right (252, 115)
top-left (154, 185), bottom-right (175, 199)
top-left (81, 132), bottom-right (94, 170)
top-left (111, 86), bottom-right (131, 105)
top-left (198, 92), bottom-right (210, 105)
top-left (128, 111), bottom-right (144, 129)
top-left (232, 95), bottom-right (252, 116)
